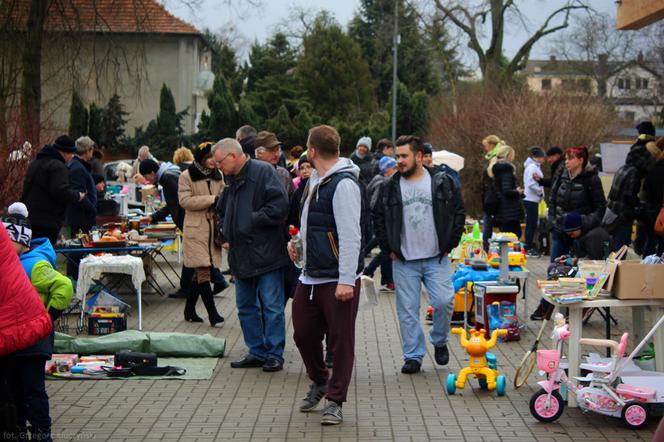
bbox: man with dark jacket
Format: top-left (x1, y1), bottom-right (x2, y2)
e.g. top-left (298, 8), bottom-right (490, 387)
top-left (640, 138), bottom-right (664, 257)
top-left (603, 141), bottom-right (661, 250)
top-left (536, 146), bottom-right (563, 189)
top-left (289, 125), bottom-right (363, 425)
top-left (374, 135), bottom-right (465, 375)
top-left (67, 136), bottom-right (98, 234)
top-left (21, 135), bottom-right (86, 245)
top-left (350, 136), bottom-right (373, 185)
top-left (214, 138), bottom-right (289, 372)
top-left (631, 120), bottom-right (657, 151)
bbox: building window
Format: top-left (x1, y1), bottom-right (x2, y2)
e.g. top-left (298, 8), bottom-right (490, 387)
top-left (577, 79), bottom-right (591, 92)
top-left (621, 111), bottom-right (636, 121)
top-left (562, 79), bottom-right (575, 91)
top-left (625, 78), bottom-right (631, 90)
top-left (643, 79), bottom-right (649, 89)
top-left (636, 78), bottom-right (649, 89)
top-left (541, 79), bottom-right (551, 90)
top-left (636, 78), bottom-right (642, 89)
top-left (618, 78), bottom-right (624, 89)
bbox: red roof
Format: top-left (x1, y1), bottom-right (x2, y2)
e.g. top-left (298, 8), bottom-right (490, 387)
top-left (5, 0), bottom-right (200, 35)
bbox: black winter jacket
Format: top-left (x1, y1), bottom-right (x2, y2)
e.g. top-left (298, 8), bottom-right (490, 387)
top-left (350, 151), bottom-right (374, 184)
top-left (373, 168), bottom-right (465, 260)
top-left (21, 145), bottom-right (82, 230)
top-left (288, 178), bottom-right (308, 228)
top-left (606, 145), bottom-right (657, 226)
top-left (66, 156), bottom-right (97, 228)
top-left (491, 161), bottom-right (524, 224)
top-left (151, 169), bottom-right (185, 231)
top-left (549, 167), bottom-right (606, 233)
top-left (641, 158), bottom-right (664, 227)
top-left (216, 159), bottom-right (290, 279)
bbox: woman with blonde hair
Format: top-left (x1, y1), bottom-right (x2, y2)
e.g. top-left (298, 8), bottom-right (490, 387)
top-left (482, 134), bottom-right (504, 160)
top-left (173, 147), bottom-right (194, 171)
top-left (486, 145), bottom-right (524, 237)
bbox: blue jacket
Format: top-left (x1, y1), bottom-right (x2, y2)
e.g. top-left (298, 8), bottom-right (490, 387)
top-left (66, 156), bottom-right (97, 228)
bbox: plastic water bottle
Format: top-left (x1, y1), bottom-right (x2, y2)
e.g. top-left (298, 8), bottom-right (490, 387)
top-left (289, 227), bottom-right (305, 269)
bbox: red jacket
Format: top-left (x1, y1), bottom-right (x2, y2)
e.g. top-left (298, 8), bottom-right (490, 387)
top-left (0, 224), bottom-right (52, 356)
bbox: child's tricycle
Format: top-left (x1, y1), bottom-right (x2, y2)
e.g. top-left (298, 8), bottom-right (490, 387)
top-left (447, 327), bottom-right (508, 396)
top-left (530, 313), bottom-right (664, 429)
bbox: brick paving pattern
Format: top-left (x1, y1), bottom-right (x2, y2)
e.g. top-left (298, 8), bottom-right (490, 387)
top-left (48, 254), bottom-right (659, 441)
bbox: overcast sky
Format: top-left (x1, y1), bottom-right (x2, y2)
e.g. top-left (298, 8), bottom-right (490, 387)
top-left (164, 0), bottom-right (618, 65)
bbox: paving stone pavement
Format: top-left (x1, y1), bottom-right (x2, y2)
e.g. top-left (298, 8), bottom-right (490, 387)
top-left (48, 253), bottom-right (660, 441)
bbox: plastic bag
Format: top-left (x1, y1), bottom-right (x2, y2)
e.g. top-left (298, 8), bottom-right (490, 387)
top-left (359, 275), bottom-right (378, 311)
top-left (85, 289), bottom-right (130, 313)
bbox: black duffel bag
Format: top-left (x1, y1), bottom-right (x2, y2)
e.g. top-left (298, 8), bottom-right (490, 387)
top-left (114, 350), bottom-right (157, 369)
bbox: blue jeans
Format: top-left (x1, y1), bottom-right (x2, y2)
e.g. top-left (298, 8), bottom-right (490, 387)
top-left (612, 221), bottom-right (633, 251)
top-left (523, 200), bottom-right (539, 252)
top-left (393, 256), bottom-right (454, 362)
top-left (235, 269), bottom-right (286, 362)
top-left (550, 231), bottom-right (571, 263)
top-left (482, 213), bottom-right (494, 250)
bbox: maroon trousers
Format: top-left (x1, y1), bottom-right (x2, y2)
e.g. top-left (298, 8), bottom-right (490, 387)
top-left (292, 280), bottom-right (360, 403)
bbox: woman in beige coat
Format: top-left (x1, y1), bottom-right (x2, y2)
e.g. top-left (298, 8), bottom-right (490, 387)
top-left (178, 142), bottom-right (225, 325)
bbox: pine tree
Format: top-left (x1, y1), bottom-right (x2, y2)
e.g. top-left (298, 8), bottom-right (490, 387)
top-left (88, 103), bottom-right (105, 146)
top-left (103, 94), bottom-right (128, 150)
top-left (206, 75), bottom-right (237, 139)
top-left (157, 84), bottom-right (177, 133)
top-left (69, 90), bottom-right (88, 140)
top-left (298, 16), bottom-right (374, 120)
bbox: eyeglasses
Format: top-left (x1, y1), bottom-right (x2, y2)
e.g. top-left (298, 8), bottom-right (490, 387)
top-left (215, 153), bottom-right (232, 166)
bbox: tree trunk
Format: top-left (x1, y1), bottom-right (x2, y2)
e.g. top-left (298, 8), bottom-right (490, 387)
top-left (20, 0), bottom-right (48, 145)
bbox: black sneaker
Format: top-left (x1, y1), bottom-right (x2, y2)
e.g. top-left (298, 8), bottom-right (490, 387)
top-left (168, 289), bottom-right (188, 299)
top-left (434, 345), bottom-right (449, 366)
top-left (401, 359), bottom-right (421, 374)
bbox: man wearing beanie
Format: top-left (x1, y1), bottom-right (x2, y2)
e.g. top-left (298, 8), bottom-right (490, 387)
top-left (632, 120), bottom-right (657, 151)
top-left (21, 135), bottom-right (87, 245)
top-left (3, 202), bottom-right (73, 442)
top-left (350, 136), bottom-right (373, 184)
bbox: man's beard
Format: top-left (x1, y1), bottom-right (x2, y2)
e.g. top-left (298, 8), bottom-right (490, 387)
top-left (401, 163), bottom-right (417, 178)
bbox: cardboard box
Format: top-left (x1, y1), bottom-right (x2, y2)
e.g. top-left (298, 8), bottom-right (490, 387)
top-left (610, 260), bottom-right (664, 299)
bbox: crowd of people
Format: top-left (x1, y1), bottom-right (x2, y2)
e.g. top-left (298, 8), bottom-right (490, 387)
top-left (2, 117), bottom-right (664, 437)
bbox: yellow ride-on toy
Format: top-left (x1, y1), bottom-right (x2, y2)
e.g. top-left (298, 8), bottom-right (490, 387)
top-left (447, 327), bottom-right (508, 396)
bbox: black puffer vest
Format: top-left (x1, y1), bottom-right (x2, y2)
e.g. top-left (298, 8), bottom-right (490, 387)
top-left (304, 172), bottom-right (364, 278)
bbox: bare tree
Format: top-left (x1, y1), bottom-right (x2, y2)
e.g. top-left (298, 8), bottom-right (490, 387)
top-left (431, 0), bottom-right (589, 84)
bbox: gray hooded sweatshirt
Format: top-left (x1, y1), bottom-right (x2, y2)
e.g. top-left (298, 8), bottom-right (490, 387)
top-left (299, 158), bottom-right (362, 287)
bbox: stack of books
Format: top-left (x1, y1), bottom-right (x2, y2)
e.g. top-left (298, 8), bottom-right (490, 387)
top-left (539, 278), bottom-right (591, 304)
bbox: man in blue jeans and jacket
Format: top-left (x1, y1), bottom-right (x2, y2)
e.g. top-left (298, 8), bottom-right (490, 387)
top-left (214, 138), bottom-right (289, 372)
top-left (374, 135), bottom-right (465, 374)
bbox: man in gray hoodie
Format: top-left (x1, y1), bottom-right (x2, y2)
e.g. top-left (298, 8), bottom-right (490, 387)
top-left (289, 125), bottom-right (363, 426)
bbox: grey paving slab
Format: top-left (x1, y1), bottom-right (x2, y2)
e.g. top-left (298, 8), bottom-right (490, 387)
top-left (46, 253), bottom-right (661, 441)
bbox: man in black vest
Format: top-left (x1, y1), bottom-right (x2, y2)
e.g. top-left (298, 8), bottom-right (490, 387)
top-left (374, 135), bottom-right (465, 375)
top-left (289, 125), bottom-right (363, 426)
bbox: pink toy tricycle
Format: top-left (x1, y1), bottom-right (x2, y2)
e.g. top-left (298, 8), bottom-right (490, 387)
top-left (530, 313), bottom-right (664, 430)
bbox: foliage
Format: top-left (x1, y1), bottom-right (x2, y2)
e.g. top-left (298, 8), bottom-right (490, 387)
top-left (102, 94), bottom-right (128, 151)
top-left (124, 84), bottom-right (188, 158)
top-left (298, 17), bottom-right (375, 121)
top-left (428, 85), bottom-right (619, 215)
top-left (68, 90), bottom-right (88, 140)
top-left (87, 103), bottom-right (104, 147)
top-left (202, 75), bottom-right (238, 140)
top-left (387, 82), bottom-right (429, 136)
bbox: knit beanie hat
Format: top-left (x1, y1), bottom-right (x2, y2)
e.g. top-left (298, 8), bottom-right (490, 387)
top-left (636, 121), bottom-right (656, 137)
top-left (378, 156), bottom-right (397, 175)
top-left (195, 141), bottom-right (213, 163)
top-left (563, 212), bottom-right (583, 232)
top-left (423, 143), bottom-right (433, 155)
top-left (53, 135), bottom-right (76, 153)
top-left (356, 136), bottom-right (372, 151)
top-left (2, 202), bottom-right (32, 247)
top-left (529, 146), bottom-right (545, 158)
